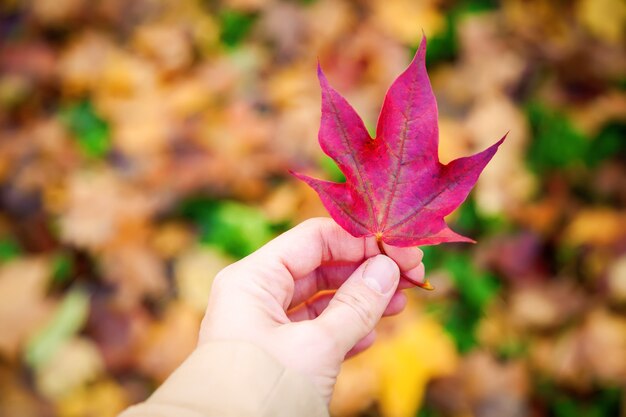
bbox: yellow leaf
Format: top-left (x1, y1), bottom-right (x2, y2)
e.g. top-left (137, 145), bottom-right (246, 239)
top-left (331, 302), bottom-right (458, 417)
top-left (577, 0), bottom-right (626, 43)
top-left (563, 208), bottom-right (626, 247)
top-left (374, 318), bottom-right (458, 417)
top-left (151, 222), bottom-right (193, 259)
top-left (371, 0), bottom-right (445, 44)
top-left (57, 378), bottom-right (128, 417)
top-left (175, 246), bottom-right (233, 312)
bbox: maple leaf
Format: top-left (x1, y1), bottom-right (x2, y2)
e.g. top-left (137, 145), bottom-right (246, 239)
top-left (293, 37), bottom-right (505, 249)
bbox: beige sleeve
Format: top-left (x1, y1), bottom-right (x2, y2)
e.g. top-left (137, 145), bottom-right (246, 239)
top-left (119, 341), bottom-right (330, 417)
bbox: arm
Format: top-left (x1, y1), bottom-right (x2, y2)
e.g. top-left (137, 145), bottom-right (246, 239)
top-left (120, 218), bottom-right (425, 416)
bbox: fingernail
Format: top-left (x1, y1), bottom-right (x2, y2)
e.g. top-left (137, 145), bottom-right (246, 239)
top-left (363, 255), bottom-right (398, 294)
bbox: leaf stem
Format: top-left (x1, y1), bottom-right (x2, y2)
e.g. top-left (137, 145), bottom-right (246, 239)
top-left (375, 236), bottom-right (434, 291)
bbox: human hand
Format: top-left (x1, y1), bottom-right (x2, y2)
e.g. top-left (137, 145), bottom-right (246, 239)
top-left (198, 217), bottom-right (425, 403)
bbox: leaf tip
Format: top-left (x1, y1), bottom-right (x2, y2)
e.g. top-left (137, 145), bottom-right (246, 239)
top-left (420, 279), bottom-right (435, 291)
top-left (402, 275), bottom-right (435, 291)
top-left (289, 169), bottom-right (310, 182)
top-left (454, 234), bottom-right (477, 244)
top-left (496, 131), bottom-right (508, 147)
top-left (416, 32), bottom-right (427, 60)
top-left (317, 61), bottom-right (328, 85)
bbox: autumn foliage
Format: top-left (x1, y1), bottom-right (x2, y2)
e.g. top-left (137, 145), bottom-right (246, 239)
top-left (295, 37), bottom-right (504, 247)
top-left (1, 1), bottom-right (625, 417)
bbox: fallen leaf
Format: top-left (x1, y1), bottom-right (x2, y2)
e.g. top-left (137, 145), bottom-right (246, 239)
top-left (607, 255), bottom-right (626, 304)
top-left (580, 309), bottom-right (626, 383)
top-left (509, 282), bottom-right (586, 330)
top-left (57, 170), bottom-right (155, 250)
top-left (576, 0), bottom-right (626, 44)
top-left (461, 351), bottom-right (530, 417)
top-left (58, 32), bottom-right (114, 95)
top-left (0, 364), bottom-right (53, 417)
top-left (257, 3), bottom-right (309, 61)
top-left (0, 257), bottom-right (55, 360)
top-left (31, 0), bottom-right (84, 24)
top-left (476, 232), bottom-right (547, 284)
top-left (294, 37), bottom-right (505, 247)
top-left (150, 222), bottom-right (193, 259)
top-left (136, 302), bottom-right (200, 382)
top-left (133, 24), bottom-right (193, 74)
top-left (331, 301), bottom-right (458, 417)
top-left (563, 208), bottom-right (626, 247)
top-left (86, 296), bottom-right (151, 372)
top-left (531, 309), bottom-right (626, 388)
top-left (223, 0), bottom-right (268, 12)
top-left (25, 289), bottom-right (90, 369)
top-left (371, 0), bottom-right (445, 44)
top-left (174, 246), bottom-right (233, 312)
top-left (531, 331), bottom-right (588, 389)
top-left (56, 378), bottom-right (128, 417)
top-left (306, 0), bottom-right (354, 51)
top-left (464, 93), bottom-right (535, 215)
top-left (35, 337), bottom-right (104, 400)
top-left (100, 244), bottom-right (168, 309)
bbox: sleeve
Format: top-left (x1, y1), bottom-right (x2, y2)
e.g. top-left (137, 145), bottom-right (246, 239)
top-left (118, 340), bottom-right (330, 417)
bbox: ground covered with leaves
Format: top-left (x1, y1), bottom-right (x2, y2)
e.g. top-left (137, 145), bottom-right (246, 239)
top-left (0, 0), bottom-right (625, 416)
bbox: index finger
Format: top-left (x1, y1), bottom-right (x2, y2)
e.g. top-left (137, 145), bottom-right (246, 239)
top-left (254, 217), bottom-right (423, 280)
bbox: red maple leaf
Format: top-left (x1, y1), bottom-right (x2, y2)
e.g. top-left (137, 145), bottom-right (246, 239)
top-left (293, 37), bottom-right (505, 259)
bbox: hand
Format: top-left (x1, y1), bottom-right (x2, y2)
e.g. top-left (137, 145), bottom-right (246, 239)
top-left (198, 218), bottom-right (425, 403)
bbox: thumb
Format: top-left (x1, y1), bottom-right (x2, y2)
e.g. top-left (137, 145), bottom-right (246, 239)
top-left (314, 254), bottom-right (400, 355)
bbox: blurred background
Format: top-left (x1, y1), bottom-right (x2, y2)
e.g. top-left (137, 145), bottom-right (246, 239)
top-left (0, 0), bottom-right (625, 416)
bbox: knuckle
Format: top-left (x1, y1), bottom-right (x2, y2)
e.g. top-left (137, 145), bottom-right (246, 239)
top-left (211, 263), bottom-right (239, 290)
top-left (300, 217), bottom-right (330, 231)
top-left (333, 290), bottom-right (375, 331)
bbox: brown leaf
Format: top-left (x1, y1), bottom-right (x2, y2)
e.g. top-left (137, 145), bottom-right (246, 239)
top-left (509, 282), bottom-right (586, 330)
top-left (133, 24), bottom-right (193, 74)
top-left (31, 0), bottom-right (84, 24)
top-left (100, 244), bottom-right (168, 309)
top-left (461, 351), bottom-right (530, 417)
top-left (476, 232), bottom-right (547, 284)
top-left (607, 255), bottom-right (626, 304)
top-left (464, 94), bottom-right (535, 214)
top-left (0, 364), bottom-right (54, 417)
top-left (58, 170), bottom-right (155, 250)
top-left (136, 303), bottom-right (200, 382)
top-left (86, 297), bottom-right (151, 372)
top-left (580, 309), bottom-right (626, 383)
top-left (531, 309), bottom-right (626, 387)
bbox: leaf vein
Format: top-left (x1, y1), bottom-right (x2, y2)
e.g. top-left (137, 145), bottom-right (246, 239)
top-left (379, 79), bottom-right (417, 232)
top-left (326, 95), bottom-right (377, 224)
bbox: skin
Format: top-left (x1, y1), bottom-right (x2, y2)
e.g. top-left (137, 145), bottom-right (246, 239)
top-left (199, 217), bottom-right (425, 403)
